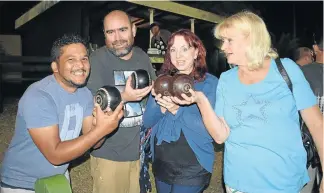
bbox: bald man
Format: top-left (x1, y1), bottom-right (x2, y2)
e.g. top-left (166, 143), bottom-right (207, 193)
top-left (86, 10), bottom-right (156, 193)
top-left (294, 47), bottom-right (314, 67)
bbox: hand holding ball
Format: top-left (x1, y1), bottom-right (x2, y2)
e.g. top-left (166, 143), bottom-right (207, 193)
top-left (130, 69), bottom-right (152, 89)
top-left (153, 73), bottom-right (194, 99)
top-left (153, 74), bottom-right (173, 96)
top-left (172, 74), bottom-right (194, 100)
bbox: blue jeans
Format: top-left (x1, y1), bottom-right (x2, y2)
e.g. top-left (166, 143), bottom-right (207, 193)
top-left (155, 179), bottom-right (206, 193)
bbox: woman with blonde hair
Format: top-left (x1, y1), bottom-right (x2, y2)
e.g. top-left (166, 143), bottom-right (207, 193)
top-left (171, 11), bottom-right (323, 193)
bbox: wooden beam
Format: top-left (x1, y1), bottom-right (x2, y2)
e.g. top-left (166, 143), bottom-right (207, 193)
top-left (125, 0), bottom-right (224, 24)
top-left (136, 22), bottom-right (150, 29)
top-left (88, 2), bottom-right (130, 27)
top-left (133, 18), bottom-right (145, 25)
top-left (15, 1), bottom-right (60, 29)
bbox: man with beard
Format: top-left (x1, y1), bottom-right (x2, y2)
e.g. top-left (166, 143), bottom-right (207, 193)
top-left (87, 10), bottom-right (155, 193)
top-left (0, 34), bottom-right (124, 193)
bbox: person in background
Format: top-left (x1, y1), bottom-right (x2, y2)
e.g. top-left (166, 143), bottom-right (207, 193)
top-left (150, 22), bottom-right (172, 54)
top-left (294, 47), bottom-right (314, 67)
top-left (301, 35), bottom-right (324, 193)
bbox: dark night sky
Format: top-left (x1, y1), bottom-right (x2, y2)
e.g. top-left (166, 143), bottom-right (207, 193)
top-left (250, 1), bottom-right (323, 47)
top-left (0, 1), bottom-right (323, 48)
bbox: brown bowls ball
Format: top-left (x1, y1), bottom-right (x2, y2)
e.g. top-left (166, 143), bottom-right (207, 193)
top-left (153, 74), bottom-right (173, 97)
top-left (172, 74), bottom-right (194, 100)
top-left (153, 73), bottom-right (194, 99)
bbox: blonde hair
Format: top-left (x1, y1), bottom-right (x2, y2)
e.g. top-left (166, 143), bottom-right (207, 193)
top-left (214, 10), bottom-right (278, 70)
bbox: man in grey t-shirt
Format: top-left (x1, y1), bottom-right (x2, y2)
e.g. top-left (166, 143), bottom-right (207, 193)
top-left (0, 34), bottom-right (124, 192)
top-left (87, 10), bottom-right (155, 193)
top-left (302, 36), bottom-right (323, 98)
top-left (301, 35), bottom-right (323, 193)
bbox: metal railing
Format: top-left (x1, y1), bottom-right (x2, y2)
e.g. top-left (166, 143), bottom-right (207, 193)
top-left (0, 55), bottom-right (51, 113)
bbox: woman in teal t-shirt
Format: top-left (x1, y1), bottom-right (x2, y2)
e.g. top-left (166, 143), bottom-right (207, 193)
top-left (171, 10), bottom-right (323, 193)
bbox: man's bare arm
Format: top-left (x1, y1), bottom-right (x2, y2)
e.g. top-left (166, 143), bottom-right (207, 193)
top-left (82, 115), bottom-right (105, 149)
top-left (29, 102), bottom-right (124, 165)
top-left (29, 124), bottom-right (106, 165)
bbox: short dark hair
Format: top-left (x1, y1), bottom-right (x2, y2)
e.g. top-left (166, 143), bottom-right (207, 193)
top-left (51, 34), bottom-right (87, 62)
top-left (293, 47), bottom-right (312, 61)
top-left (150, 22), bottom-right (159, 30)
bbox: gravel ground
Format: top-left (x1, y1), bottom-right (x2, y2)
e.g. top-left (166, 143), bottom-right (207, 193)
top-left (0, 97), bottom-right (225, 193)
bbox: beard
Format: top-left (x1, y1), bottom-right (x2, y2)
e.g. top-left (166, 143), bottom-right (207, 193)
top-left (67, 79), bottom-right (87, 88)
top-left (107, 40), bottom-right (133, 57)
top-left (62, 71), bottom-right (88, 88)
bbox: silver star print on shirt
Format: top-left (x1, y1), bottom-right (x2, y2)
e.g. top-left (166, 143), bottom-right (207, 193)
top-left (232, 95), bottom-right (269, 124)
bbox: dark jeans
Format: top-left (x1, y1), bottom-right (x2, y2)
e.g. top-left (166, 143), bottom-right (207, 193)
top-left (155, 178), bottom-right (206, 193)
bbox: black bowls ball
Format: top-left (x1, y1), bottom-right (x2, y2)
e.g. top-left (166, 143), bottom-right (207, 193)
top-left (131, 69), bottom-right (152, 89)
top-left (95, 85), bottom-right (122, 111)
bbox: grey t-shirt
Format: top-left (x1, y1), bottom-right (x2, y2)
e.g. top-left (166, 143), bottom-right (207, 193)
top-left (0, 75), bottom-right (93, 189)
top-left (87, 46), bottom-right (156, 161)
top-left (301, 62), bottom-right (323, 111)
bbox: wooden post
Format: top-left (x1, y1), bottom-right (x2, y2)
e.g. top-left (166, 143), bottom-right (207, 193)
top-left (125, 0), bottom-right (224, 24)
top-left (190, 18), bottom-right (195, 33)
top-left (149, 8), bottom-right (154, 48)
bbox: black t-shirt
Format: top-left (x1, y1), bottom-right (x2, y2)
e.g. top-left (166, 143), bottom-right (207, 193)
top-left (153, 131), bottom-right (211, 186)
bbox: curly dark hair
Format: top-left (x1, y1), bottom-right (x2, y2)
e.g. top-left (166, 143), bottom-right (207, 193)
top-left (159, 29), bottom-right (207, 82)
top-left (51, 34), bottom-right (87, 62)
